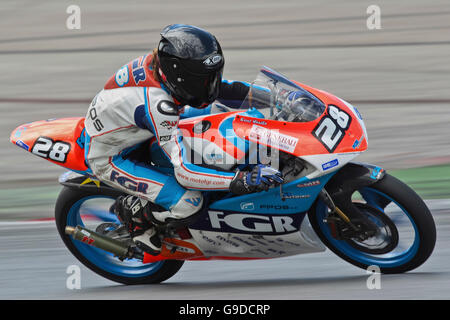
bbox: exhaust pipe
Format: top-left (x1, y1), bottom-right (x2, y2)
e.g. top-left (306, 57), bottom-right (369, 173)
top-left (65, 225), bottom-right (137, 260)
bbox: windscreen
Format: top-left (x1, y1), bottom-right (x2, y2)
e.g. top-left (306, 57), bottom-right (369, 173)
top-left (240, 66), bottom-right (325, 122)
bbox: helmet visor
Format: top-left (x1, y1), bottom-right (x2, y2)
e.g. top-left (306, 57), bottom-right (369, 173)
top-left (172, 62), bottom-right (223, 108)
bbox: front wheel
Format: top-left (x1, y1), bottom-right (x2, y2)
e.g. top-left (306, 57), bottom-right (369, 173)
top-left (309, 174), bottom-right (436, 274)
top-left (55, 186), bottom-right (184, 285)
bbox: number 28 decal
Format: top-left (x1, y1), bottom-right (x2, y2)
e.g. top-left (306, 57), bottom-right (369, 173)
top-left (31, 137), bottom-right (71, 163)
top-left (312, 105), bottom-right (351, 153)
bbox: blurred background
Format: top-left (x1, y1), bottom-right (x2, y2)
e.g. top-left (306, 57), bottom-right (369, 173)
top-left (0, 0), bottom-right (449, 299)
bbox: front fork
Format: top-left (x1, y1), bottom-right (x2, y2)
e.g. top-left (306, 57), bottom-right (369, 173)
top-left (317, 162), bottom-right (387, 240)
top-left (319, 189), bottom-right (379, 241)
top-left (319, 189), bottom-right (360, 231)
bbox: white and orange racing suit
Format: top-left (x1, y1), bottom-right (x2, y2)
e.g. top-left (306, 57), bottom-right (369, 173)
top-left (84, 54), bottom-right (250, 223)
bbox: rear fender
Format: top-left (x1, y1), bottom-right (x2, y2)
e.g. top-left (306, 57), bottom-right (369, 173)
top-left (58, 171), bottom-right (123, 197)
top-left (10, 117), bottom-right (90, 173)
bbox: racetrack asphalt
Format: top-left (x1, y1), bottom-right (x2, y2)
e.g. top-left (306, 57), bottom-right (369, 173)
top-left (0, 199), bottom-right (448, 300)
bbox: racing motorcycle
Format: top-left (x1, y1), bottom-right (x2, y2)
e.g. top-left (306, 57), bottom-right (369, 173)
top-left (10, 67), bottom-right (436, 285)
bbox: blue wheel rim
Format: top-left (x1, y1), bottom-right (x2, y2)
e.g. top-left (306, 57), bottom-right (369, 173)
top-left (315, 188), bottom-right (420, 268)
top-left (67, 195), bottom-right (163, 278)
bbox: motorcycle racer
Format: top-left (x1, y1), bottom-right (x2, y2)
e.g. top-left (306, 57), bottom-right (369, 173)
top-left (84, 24), bottom-right (283, 255)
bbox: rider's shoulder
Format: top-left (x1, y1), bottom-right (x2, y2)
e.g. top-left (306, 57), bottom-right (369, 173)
top-left (103, 54), bottom-right (160, 90)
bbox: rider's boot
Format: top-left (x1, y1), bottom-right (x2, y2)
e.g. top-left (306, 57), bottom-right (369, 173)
top-left (114, 195), bottom-right (162, 256)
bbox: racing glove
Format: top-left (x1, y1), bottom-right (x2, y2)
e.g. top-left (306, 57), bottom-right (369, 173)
top-left (229, 164), bottom-right (284, 195)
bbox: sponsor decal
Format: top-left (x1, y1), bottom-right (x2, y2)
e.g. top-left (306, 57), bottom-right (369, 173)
top-left (15, 140), bottom-right (29, 151)
top-left (76, 128), bottom-right (86, 149)
top-left (297, 180), bottom-right (321, 188)
top-left (249, 125), bottom-right (299, 153)
top-left (192, 120), bottom-right (211, 134)
top-left (278, 193), bottom-right (310, 199)
top-left (205, 152), bottom-right (223, 163)
top-left (216, 234), bottom-right (240, 248)
top-left (157, 100), bottom-right (178, 116)
top-left (252, 119), bottom-right (267, 126)
top-left (80, 229), bottom-right (95, 245)
top-left (31, 137), bottom-right (71, 163)
top-left (353, 105), bottom-right (363, 120)
top-left (131, 201), bottom-right (142, 214)
top-left (207, 211), bottom-right (302, 235)
top-left (240, 118), bottom-right (251, 123)
top-left (159, 135), bottom-right (171, 142)
top-left (259, 204), bottom-right (298, 210)
top-left (176, 172), bottom-right (226, 187)
top-left (312, 105), bottom-right (351, 153)
top-left (240, 202), bottom-right (255, 211)
top-left (168, 245), bottom-right (196, 254)
top-left (160, 120), bottom-right (178, 129)
top-left (203, 54), bottom-right (222, 66)
top-left (80, 177), bottom-right (100, 188)
top-left (184, 197), bottom-right (202, 207)
top-left (322, 159), bottom-right (339, 171)
top-left (231, 235), bottom-right (256, 247)
top-left (91, 93), bottom-right (98, 107)
top-left (131, 58), bottom-right (146, 84)
top-left (115, 65), bottom-right (129, 87)
top-left (88, 106), bottom-right (104, 132)
top-left (370, 166), bottom-right (384, 180)
top-left (14, 126), bottom-right (27, 138)
top-left (110, 170), bottom-right (148, 193)
top-left (201, 234), bottom-right (221, 247)
top-left (352, 134), bottom-right (365, 149)
top-left (240, 117), bottom-right (267, 126)
top-left (81, 236), bottom-right (95, 245)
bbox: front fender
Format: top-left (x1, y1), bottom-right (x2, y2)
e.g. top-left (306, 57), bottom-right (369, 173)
top-left (325, 162), bottom-right (386, 198)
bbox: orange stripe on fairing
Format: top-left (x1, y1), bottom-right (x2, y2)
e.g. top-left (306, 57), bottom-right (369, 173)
top-left (143, 238), bottom-right (205, 263)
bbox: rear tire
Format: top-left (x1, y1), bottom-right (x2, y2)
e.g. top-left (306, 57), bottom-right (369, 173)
top-left (55, 186), bottom-right (184, 285)
top-left (309, 174), bottom-right (436, 274)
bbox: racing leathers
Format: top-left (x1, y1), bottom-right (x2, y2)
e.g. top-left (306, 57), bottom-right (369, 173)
top-left (84, 54), bottom-right (250, 224)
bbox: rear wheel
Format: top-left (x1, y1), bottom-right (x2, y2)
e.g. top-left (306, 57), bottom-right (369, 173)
top-left (55, 186), bottom-right (184, 284)
top-left (309, 174), bottom-right (436, 274)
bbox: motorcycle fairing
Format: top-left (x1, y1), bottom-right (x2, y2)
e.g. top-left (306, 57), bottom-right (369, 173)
top-left (187, 222), bottom-right (326, 259)
top-left (177, 107), bottom-right (266, 169)
top-left (208, 173), bottom-right (335, 214)
top-left (232, 104), bottom-right (367, 158)
top-left (143, 214), bottom-right (326, 262)
top-left (10, 117), bottom-right (90, 174)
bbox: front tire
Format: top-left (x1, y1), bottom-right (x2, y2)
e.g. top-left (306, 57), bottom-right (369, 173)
top-left (309, 174), bottom-right (436, 274)
top-left (55, 186), bottom-right (184, 285)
